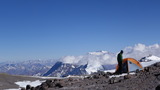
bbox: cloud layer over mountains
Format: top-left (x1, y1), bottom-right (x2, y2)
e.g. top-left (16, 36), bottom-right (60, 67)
top-left (60, 43), bottom-right (160, 74)
top-left (0, 43), bottom-right (159, 75)
top-left (124, 43), bottom-right (160, 60)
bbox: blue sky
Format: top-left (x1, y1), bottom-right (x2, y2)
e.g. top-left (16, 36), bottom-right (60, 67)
top-left (0, 0), bottom-right (160, 61)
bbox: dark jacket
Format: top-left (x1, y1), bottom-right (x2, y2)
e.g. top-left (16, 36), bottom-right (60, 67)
top-left (117, 53), bottom-right (123, 63)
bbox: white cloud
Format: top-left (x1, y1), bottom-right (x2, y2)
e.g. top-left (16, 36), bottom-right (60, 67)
top-left (60, 43), bottom-right (160, 74)
top-left (60, 56), bottom-right (83, 64)
top-left (124, 43), bottom-right (160, 60)
top-left (60, 51), bottom-right (117, 74)
top-left (134, 43), bottom-right (146, 51)
top-left (61, 51), bottom-right (117, 65)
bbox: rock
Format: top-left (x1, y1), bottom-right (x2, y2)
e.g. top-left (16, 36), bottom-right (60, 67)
top-left (92, 74), bottom-right (99, 79)
top-left (35, 86), bottom-right (40, 90)
top-left (105, 75), bottom-right (109, 78)
top-left (91, 71), bottom-right (109, 79)
top-left (46, 80), bottom-right (53, 87)
top-left (26, 85), bottom-right (31, 90)
top-left (41, 82), bottom-right (48, 89)
top-left (154, 63), bottom-right (160, 67)
top-left (144, 67), bottom-right (150, 72)
top-left (109, 78), bottom-right (121, 84)
top-left (136, 69), bottom-right (140, 73)
top-left (21, 88), bottom-right (25, 90)
top-left (106, 72), bottom-right (113, 76)
top-left (40, 85), bottom-right (48, 90)
top-left (68, 77), bottom-right (73, 81)
top-left (31, 87), bottom-right (35, 90)
top-left (53, 79), bottom-right (58, 82)
top-left (124, 75), bottom-right (131, 79)
top-left (55, 83), bottom-right (63, 88)
top-left (109, 77), bottom-right (115, 84)
top-left (156, 74), bottom-right (160, 81)
top-left (155, 85), bottom-right (160, 90)
top-left (114, 79), bottom-right (120, 83)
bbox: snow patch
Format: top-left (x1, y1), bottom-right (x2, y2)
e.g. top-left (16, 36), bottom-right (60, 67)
top-left (5, 89), bottom-right (20, 90)
top-left (72, 65), bottom-right (75, 68)
top-left (31, 76), bottom-right (63, 79)
top-left (104, 69), bottom-right (116, 73)
top-left (15, 80), bottom-right (45, 88)
top-left (5, 80), bottom-right (45, 90)
top-left (67, 75), bottom-right (85, 79)
top-left (141, 60), bottom-right (160, 67)
top-left (109, 72), bottom-right (135, 78)
top-left (146, 55), bottom-right (160, 61)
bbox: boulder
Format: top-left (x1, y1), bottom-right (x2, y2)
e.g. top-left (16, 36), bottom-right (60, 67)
top-left (31, 87), bottom-right (35, 90)
top-left (124, 75), bottom-right (131, 79)
top-left (26, 85), bottom-right (31, 90)
top-left (55, 83), bottom-right (63, 88)
top-left (46, 79), bottom-right (53, 87)
top-left (21, 88), bottom-right (25, 90)
top-left (155, 85), bottom-right (160, 90)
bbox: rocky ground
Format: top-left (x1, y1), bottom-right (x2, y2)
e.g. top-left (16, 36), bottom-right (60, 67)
top-left (23, 62), bottom-right (160, 90)
top-left (1, 62), bottom-right (160, 90)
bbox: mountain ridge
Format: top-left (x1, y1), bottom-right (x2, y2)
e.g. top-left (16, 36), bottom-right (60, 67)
top-left (0, 44), bottom-right (160, 77)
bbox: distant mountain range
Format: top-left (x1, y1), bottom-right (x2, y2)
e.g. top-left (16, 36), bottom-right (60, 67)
top-left (42, 61), bottom-right (116, 77)
top-left (0, 50), bottom-right (160, 77)
top-left (0, 59), bottom-right (57, 76)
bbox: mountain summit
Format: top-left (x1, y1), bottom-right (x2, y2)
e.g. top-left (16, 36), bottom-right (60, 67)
top-left (43, 62), bottom-right (88, 77)
top-left (139, 55), bottom-right (160, 62)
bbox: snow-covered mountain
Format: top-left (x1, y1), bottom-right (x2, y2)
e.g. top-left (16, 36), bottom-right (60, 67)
top-left (43, 62), bottom-right (116, 77)
top-left (60, 50), bottom-right (116, 74)
top-left (43, 62), bottom-right (88, 77)
top-left (42, 51), bottom-right (116, 77)
top-left (0, 43), bottom-right (160, 77)
top-left (139, 55), bottom-right (160, 67)
top-left (139, 55), bottom-right (160, 62)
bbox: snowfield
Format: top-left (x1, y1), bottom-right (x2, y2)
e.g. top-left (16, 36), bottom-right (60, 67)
top-left (5, 80), bottom-right (45, 90)
top-left (15, 80), bottom-right (45, 88)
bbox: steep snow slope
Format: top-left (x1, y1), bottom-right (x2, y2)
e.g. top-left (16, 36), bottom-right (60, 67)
top-left (140, 55), bottom-right (160, 62)
top-left (140, 55), bottom-right (160, 67)
top-left (43, 62), bottom-right (88, 77)
top-left (60, 51), bottom-right (116, 74)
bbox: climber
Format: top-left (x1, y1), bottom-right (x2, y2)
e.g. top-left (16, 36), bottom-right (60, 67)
top-left (117, 50), bottom-right (123, 74)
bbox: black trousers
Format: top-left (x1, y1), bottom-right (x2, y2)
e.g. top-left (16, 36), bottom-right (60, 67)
top-left (118, 61), bottom-right (122, 74)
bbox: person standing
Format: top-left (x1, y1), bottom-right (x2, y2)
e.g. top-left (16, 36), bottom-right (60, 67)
top-left (117, 50), bottom-right (123, 74)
